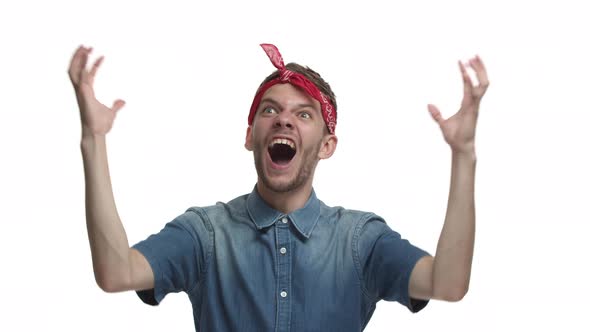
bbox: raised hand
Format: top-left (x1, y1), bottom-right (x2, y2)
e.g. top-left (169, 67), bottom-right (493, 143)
top-left (68, 45), bottom-right (125, 137)
top-left (427, 56), bottom-right (489, 154)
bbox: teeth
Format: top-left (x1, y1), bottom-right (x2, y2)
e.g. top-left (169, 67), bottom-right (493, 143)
top-left (270, 138), bottom-right (295, 150)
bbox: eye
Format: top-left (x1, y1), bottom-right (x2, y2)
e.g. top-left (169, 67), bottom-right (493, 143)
top-left (299, 111), bottom-right (311, 119)
top-left (261, 106), bottom-right (278, 115)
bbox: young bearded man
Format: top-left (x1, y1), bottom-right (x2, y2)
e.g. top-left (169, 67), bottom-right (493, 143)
top-left (69, 43), bottom-right (489, 331)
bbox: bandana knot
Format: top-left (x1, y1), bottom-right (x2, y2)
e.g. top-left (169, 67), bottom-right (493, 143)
top-left (280, 70), bottom-right (294, 82)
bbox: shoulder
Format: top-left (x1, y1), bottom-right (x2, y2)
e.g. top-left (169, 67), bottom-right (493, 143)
top-left (316, 199), bottom-right (406, 250)
top-left (318, 199), bottom-right (385, 229)
top-left (184, 193), bottom-right (251, 229)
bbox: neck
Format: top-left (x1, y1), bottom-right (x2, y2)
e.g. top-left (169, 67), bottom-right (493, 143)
top-left (256, 180), bottom-right (313, 214)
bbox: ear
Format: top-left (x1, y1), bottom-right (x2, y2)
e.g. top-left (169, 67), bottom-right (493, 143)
top-left (318, 134), bottom-right (338, 160)
top-left (245, 126), bottom-right (253, 151)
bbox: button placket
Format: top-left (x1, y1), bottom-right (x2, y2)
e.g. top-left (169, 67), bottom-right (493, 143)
top-left (275, 216), bottom-right (292, 331)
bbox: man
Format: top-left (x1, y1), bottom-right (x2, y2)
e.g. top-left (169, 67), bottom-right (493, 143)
top-left (68, 43), bottom-right (488, 331)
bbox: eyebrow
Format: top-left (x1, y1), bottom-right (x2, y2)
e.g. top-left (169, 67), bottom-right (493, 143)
top-left (259, 98), bottom-right (282, 111)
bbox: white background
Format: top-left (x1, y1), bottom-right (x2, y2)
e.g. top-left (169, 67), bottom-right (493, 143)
top-left (1, 0), bottom-right (589, 331)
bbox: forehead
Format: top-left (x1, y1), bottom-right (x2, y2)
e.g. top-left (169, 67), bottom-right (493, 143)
top-left (261, 83), bottom-right (321, 111)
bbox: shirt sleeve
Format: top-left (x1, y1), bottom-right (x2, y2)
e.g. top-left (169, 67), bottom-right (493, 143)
top-left (355, 215), bottom-right (430, 313)
top-left (132, 210), bottom-right (212, 306)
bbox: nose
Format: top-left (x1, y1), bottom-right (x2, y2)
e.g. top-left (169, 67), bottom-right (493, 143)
top-left (274, 111), bottom-right (293, 129)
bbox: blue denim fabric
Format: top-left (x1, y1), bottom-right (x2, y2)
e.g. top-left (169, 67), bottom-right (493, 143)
top-left (133, 188), bottom-right (429, 331)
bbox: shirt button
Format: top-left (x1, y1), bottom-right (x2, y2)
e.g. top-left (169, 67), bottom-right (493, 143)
top-left (280, 291), bottom-right (287, 298)
top-left (281, 217), bottom-right (288, 224)
top-left (280, 247), bottom-right (287, 254)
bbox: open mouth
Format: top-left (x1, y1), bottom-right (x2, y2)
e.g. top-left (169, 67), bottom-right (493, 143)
top-left (268, 138), bottom-right (296, 166)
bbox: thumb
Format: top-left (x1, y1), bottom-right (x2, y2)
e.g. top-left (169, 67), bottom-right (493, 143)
top-left (111, 99), bottom-right (126, 113)
top-left (427, 104), bottom-right (444, 125)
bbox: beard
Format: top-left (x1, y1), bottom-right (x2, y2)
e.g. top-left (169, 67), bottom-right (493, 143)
top-left (252, 141), bottom-right (319, 193)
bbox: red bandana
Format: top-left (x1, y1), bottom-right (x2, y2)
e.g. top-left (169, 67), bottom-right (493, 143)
top-left (248, 44), bottom-right (337, 134)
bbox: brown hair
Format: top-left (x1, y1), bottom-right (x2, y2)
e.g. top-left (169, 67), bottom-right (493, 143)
top-left (257, 62), bottom-right (337, 112)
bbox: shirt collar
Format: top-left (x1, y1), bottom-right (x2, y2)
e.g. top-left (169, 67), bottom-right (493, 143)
top-left (246, 186), bottom-right (321, 239)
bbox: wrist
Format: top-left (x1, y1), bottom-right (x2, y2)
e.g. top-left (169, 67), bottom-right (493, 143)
top-left (80, 131), bottom-right (106, 151)
top-left (451, 148), bottom-right (477, 163)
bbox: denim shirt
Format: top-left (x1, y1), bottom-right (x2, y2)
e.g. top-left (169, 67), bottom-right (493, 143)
top-left (133, 188), bottom-right (429, 331)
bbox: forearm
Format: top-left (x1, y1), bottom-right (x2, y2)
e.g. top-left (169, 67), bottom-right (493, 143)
top-left (81, 134), bottom-right (132, 292)
top-left (432, 150), bottom-right (476, 301)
